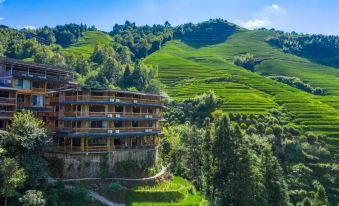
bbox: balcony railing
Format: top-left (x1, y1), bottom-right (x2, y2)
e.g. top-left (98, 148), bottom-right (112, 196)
top-left (11, 70), bottom-right (72, 82)
top-left (51, 145), bottom-right (156, 153)
top-left (51, 95), bottom-right (164, 105)
top-left (0, 111), bottom-right (15, 118)
top-left (0, 97), bottom-right (16, 105)
top-left (61, 111), bottom-right (162, 119)
top-left (58, 127), bottom-right (162, 134)
top-left (17, 103), bottom-right (53, 110)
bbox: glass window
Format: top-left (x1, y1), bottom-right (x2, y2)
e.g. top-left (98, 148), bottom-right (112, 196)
top-left (16, 79), bottom-right (23, 89)
top-left (91, 121), bottom-right (103, 128)
top-left (132, 121), bottom-right (138, 127)
top-left (23, 80), bottom-right (31, 89)
top-left (31, 95), bottom-right (44, 107)
top-left (17, 94), bottom-right (24, 103)
top-left (115, 105), bottom-right (124, 113)
top-left (32, 81), bottom-right (44, 89)
top-left (133, 106), bottom-right (140, 113)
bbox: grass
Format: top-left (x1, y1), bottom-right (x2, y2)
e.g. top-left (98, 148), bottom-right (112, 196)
top-left (61, 31), bottom-right (113, 58)
top-left (128, 176), bottom-right (208, 206)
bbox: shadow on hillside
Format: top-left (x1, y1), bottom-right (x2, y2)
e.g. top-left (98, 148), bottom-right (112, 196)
top-left (181, 35), bottom-right (232, 49)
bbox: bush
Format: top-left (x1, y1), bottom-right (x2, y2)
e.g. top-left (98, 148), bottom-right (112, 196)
top-left (233, 53), bottom-right (255, 71)
top-left (19, 190), bottom-right (45, 206)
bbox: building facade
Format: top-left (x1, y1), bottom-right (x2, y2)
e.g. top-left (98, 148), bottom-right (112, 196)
top-left (0, 56), bottom-right (165, 178)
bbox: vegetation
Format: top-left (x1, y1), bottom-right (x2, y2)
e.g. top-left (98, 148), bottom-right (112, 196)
top-left (266, 30), bottom-right (339, 67)
top-left (98, 176), bottom-right (207, 206)
top-left (268, 75), bottom-right (326, 95)
top-left (233, 53), bottom-right (256, 71)
top-left (0, 111), bottom-right (93, 206)
top-left (161, 92), bottom-right (336, 205)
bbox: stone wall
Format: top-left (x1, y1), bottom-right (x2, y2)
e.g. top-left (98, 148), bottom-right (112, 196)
top-left (44, 148), bottom-right (158, 178)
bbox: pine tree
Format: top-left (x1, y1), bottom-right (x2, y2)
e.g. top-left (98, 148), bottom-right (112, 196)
top-left (261, 144), bottom-right (290, 206)
top-left (201, 118), bottom-right (213, 199)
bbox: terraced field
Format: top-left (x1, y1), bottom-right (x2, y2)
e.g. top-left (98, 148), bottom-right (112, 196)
top-left (61, 31), bottom-right (113, 58)
top-left (143, 31), bottom-right (339, 158)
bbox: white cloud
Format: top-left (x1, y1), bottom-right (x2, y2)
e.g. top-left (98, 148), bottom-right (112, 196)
top-left (264, 4), bottom-right (287, 15)
top-left (0, 17), bottom-right (3, 21)
top-left (241, 4), bottom-right (287, 29)
top-left (24, 25), bottom-right (36, 30)
top-left (242, 18), bottom-right (271, 30)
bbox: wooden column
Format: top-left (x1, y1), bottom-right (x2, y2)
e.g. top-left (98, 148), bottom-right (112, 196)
top-left (80, 137), bottom-right (85, 152)
top-left (107, 138), bottom-right (110, 151)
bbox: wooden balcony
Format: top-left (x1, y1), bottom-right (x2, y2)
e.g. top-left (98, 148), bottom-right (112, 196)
top-left (61, 111), bottom-right (162, 119)
top-left (58, 127), bottom-right (162, 134)
top-left (51, 95), bottom-right (164, 105)
top-left (51, 145), bottom-right (156, 153)
top-left (0, 97), bottom-right (16, 105)
top-left (0, 111), bottom-right (15, 119)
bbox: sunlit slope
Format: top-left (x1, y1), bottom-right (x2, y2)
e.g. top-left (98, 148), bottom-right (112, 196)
top-left (144, 35), bottom-right (339, 156)
top-left (61, 31), bottom-right (113, 58)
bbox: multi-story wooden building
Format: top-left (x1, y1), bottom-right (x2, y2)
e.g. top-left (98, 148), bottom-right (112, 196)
top-left (0, 56), bottom-right (165, 177)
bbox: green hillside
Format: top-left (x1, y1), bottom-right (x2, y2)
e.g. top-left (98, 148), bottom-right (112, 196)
top-left (61, 31), bottom-right (113, 58)
top-left (143, 30), bottom-right (339, 158)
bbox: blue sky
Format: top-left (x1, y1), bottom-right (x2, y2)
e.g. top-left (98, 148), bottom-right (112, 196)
top-left (0, 0), bottom-right (338, 35)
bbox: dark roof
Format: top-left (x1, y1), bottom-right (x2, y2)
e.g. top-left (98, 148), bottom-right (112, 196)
top-left (0, 56), bottom-right (73, 75)
top-left (59, 87), bottom-right (167, 98)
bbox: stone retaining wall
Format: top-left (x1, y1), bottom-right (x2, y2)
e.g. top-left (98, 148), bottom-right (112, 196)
top-left (44, 149), bottom-right (158, 178)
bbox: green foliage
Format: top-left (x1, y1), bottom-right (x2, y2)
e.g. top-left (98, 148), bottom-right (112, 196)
top-left (110, 21), bottom-right (173, 59)
top-left (233, 53), bottom-right (256, 71)
top-left (164, 91), bottom-right (219, 126)
top-left (266, 31), bottom-right (339, 67)
top-left (0, 110), bottom-right (48, 156)
top-left (45, 184), bottom-right (91, 206)
top-left (99, 154), bottom-right (109, 178)
top-left (21, 154), bottom-right (49, 189)
top-left (114, 160), bottom-right (153, 178)
top-left (0, 157), bottom-right (26, 206)
top-left (19, 190), bottom-right (45, 206)
top-left (126, 176), bottom-right (207, 206)
top-left (268, 75), bottom-right (326, 95)
top-left (174, 19), bottom-right (238, 47)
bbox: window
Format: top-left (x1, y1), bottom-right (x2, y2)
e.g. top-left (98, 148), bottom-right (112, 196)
top-left (16, 79), bottom-right (23, 89)
top-left (148, 108), bottom-right (154, 113)
top-left (31, 95), bottom-right (44, 107)
top-left (72, 121), bottom-right (81, 128)
top-left (132, 121), bottom-right (138, 127)
top-left (17, 94), bottom-right (24, 103)
top-left (89, 105), bottom-right (105, 112)
top-left (133, 106), bottom-right (140, 113)
top-left (0, 91), bottom-right (9, 98)
top-left (32, 81), bottom-right (43, 88)
top-left (91, 121), bottom-right (103, 128)
top-left (0, 120), bottom-right (4, 129)
top-left (115, 121), bottom-right (123, 128)
top-left (16, 79), bottom-right (31, 89)
top-left (115, 105), bottom-right (124, 113)
top-left (72, 105), bottom-right (81, 112)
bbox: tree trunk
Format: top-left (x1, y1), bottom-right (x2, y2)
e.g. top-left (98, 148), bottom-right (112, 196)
top-left (4, 197), bottom-right (7, 206)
